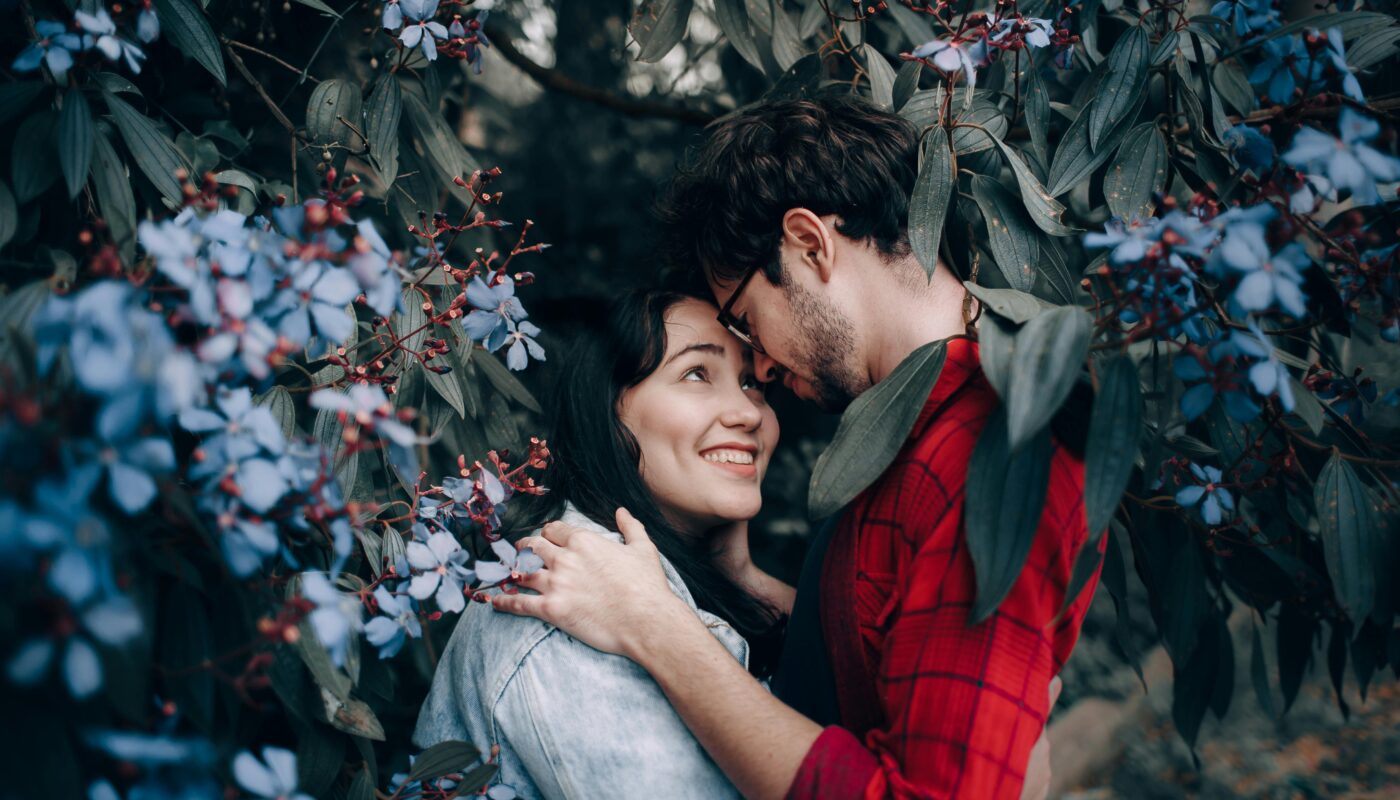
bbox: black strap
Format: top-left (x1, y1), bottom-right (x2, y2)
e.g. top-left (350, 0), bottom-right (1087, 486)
top-left (770, 516), bottom-right (840, 727)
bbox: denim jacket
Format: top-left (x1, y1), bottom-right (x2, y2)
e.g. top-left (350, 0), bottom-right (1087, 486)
top-left (412, 505), bottom-right (747, 799)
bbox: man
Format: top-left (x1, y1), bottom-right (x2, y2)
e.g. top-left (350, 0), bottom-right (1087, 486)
top-left (494, 94), bottom-right (1099, 799)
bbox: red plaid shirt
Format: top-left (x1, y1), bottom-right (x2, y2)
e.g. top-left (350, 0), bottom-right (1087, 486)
top-left (786, 336), bottom-right (1101, 800)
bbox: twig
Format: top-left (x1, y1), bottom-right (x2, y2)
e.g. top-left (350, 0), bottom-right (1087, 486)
top-left (485, 23), bottom-right (717, 126)
top-left (223, 38), bottom-right (306, 140)
top-left (225, 39), bottom-right (320, 83)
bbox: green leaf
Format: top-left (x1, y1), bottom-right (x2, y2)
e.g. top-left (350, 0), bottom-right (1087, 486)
top-left (426, 347), bottom-right (467, 418)
top-left (965, 282), bottom-right (1053, 324)
top-left (454, 347), bottom-right (482, 418)
top-left (1250, 619), bottom-right (1277, 719)
top-left (909, 127), bottom-right (954, 278)
top-left (93, 72), bottom-right (140, 96)
top-left (102, 89), bottom-right (192, 204)
top-left (406, 741), bottom-right (482, 783)
top-left (1104, 122), bottom-right (1166, 221)
top-left (1150, 29), bottom-right (1180, 66)
top-left (977, 312), bottom-right (1016, 400)
top-left (474, 344), bottom-right (542, 413)
top-left (1047, 87), bottom-right (1146, 197)
top-left (714, 0), bottom-right (766, 74)
top-left (885, 1), bottom-right (935, 44)
top-left (0, 181), bottom-right (16, 250)
top-left (457, 764), bottom-right (500, 795)
top-left (348, 767), bottom-right (375, 800)
top-left (971, 175), bottom-right (1039, 292)
top-left (153, 0), bottom-right (227, 85)
top-left (402, 91), bottom-right (477, 192)
top-left (314, 393), bottom-right (360, 494)
top-left (1315, 451), bottom-right (1378, 624)
top-left (744, 0), bottom-right (773, 34)
top-left (769, 0), bottom-right (805, 71)
top-left (1084, 356), bottom-right (1141, 536)
top-left (1212, 60), bottom-right (1256, 115)
top-left (0, 82), bottom-right (45, 127)
top-left (1288, 375), bottom-right (1324, 435)
top-left (11, 112), bottom-right (59, 203)
top-left (89, 129), bottom-right (136, 259)
top-left (1056, 528), bottom-right (1105, 622)
top-left (1089, 26), bottom-right (1149, 151)
top-left (175, 131), bottom-right (220, 175)
top-left (295, 720), bottom-right (345, 797)
top-left (1346, 25), bottom-right (1400, 70)
top-left (892, 60), bottom-right (921, 111)
top-left (966, 407), bottom-right (1053, 623)
top-left (58, 89), bottom-right (94, 199)
top-left (990, 137), bottom-right (1075, 235)
top-left (306, 79), bottom-right (364, 148)
top-left (1024, 66), bottom-right (1050, 167)
top-left (807, 341), bottom-right (947, 520)
top-left (951, 103), bottom-right (1009, 155)
top-left (160, 586), bottom-right (215, 730)
top-left (364, 75), bottom-right (401, 189)
top-left (255, 385), bottom-right (298, 440)
top-left (293, 0), bottom-right (342, 16)
top-left (1005, 306), bottom-right (1092, 450)
top-left (1171, 609), bottom-right (1220, 749)
top-left (860, 44), bottom-right (897, 109)
top-left (630, 0), bottom-right (694, 63)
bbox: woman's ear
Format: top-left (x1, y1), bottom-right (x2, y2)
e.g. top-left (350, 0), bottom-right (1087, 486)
top-left (780, 209), bottom-right (836, 283)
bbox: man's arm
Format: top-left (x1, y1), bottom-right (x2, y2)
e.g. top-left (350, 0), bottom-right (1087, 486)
top-left (495, 507), bottom-right (1071, 799)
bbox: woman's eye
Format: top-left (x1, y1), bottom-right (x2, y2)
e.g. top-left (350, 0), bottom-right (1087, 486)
top-left (740, 374), bottom-right (761, 392)
top-left (682, 366), bottom-right (708, 382)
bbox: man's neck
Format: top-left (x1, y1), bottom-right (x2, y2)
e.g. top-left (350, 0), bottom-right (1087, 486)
top-left (864, 259), bottom-right (969, 385)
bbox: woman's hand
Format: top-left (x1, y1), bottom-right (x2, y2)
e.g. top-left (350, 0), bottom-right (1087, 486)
top-left (493, 507), bottom-right (697, 659)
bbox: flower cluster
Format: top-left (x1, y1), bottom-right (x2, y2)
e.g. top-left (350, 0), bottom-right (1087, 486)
top-left (12, 6), bottom-right (157, 81)
top-left (1249, 28), bottom-right (1364, 105)
top-left (1174, 461), bottom-right (1237, 526)
top-left (382, 2), bottom-right (492, 67)
top-left (907, 11), bottom-right (1071, 87)
top-left (1174, 323), bottom-right (1296, 422)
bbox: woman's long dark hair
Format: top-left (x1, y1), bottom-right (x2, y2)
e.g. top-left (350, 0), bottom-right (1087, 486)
top-left (510, 289), bottom-right (785, 675)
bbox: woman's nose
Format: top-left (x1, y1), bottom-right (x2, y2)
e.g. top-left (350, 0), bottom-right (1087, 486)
top-left (719, 391), bottom-right (763, 431)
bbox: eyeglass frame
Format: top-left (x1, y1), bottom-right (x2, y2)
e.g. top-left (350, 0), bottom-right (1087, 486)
top-left (714, 262), bottom-right (767, 355)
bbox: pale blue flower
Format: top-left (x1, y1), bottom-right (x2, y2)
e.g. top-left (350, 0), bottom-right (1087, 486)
top-left (504, 320), bottom-right (545, 371)
top-left (1283, 109), bottom-right (1400, 206)
top-left (406, 530), bottom-right (472, 613)
top-left (12, 20), bottom-right (83, 80)
top-left (76, 10), bottom-right (147, 74)
top-left (1175, 463), bottom-right (1235, 525)
top-left (475, 538), bottom-right (543, 586)
top-left (233, 747), bottom-right (313, 800)
top-left (300, 573), bottom-right (362, 667)
top-left (462, 275), bottom-right (527, 351)
top-left (364, 587), bottom-right (421, 658)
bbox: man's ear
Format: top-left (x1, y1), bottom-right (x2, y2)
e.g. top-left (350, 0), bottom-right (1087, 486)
top-left (780, 209), bottom-right (836, 283)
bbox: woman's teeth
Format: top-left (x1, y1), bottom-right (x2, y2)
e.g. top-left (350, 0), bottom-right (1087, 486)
top-left (702, 449), bottom-right (754, 465)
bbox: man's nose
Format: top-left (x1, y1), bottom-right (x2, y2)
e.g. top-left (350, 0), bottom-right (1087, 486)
top-left (753, 350), bottom-right (781, 384)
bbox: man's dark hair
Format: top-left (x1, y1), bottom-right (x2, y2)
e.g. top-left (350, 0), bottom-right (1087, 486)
top-left (657, 93), bottom-right (920, 286)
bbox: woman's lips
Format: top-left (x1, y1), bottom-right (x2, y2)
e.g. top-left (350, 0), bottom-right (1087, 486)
top-left (705, 459), bottom-right (757, 478)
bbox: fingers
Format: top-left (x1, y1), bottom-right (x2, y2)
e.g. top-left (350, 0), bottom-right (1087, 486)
top-left (1048, 675), bottom-right (1063, 709)
top-left (516, 535), bottom-right (562, 567)
top-left (614, 507), bottom-right (651, 545)
top-left (490, 591), bottom-right (548, 619)
top-left (539, 520), bottom-right (579, 546)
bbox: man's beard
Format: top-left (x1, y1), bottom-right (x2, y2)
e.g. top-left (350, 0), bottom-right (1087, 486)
top-left (782, 280), bottom-right (868, 412)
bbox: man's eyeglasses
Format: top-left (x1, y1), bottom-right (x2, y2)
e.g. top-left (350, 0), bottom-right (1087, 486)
top-left (715, 263), bottom-right (766, 355)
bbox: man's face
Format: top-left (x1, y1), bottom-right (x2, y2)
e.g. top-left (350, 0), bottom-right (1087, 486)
top-left (708, 254), bottom-right (868, 413)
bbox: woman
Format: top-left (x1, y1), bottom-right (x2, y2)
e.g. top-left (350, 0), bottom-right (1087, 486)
top-left (413, 289), bottom-right (792, 798)
top-left (413, 289), bottom-right (1053, 799)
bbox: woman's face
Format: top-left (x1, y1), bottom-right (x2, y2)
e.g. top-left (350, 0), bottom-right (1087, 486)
top-left (618, 298), bottom-right (779, 534)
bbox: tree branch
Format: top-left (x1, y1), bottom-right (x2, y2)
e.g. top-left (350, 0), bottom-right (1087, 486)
top-left (485, 25), bottom-right (718, 127)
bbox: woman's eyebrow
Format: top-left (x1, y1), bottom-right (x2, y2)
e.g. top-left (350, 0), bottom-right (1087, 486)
top-left (662, 342), bottom-right (726, 368)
